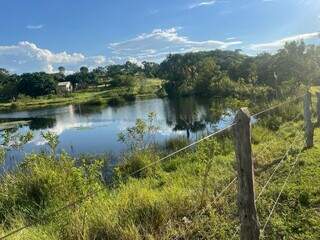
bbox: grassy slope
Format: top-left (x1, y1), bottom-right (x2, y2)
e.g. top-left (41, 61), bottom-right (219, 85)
top-left (1, 114), bottom-right (320, 239)
top-left (0, 78), bottom-right (163, 111)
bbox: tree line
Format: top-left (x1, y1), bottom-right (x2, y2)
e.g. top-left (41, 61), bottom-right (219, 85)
top-left (0, 61), bottom-right (160, 100)
top-left (159, 41), bottom-right (320, 99)
top-left (0, 41), bottom-right (319, 101)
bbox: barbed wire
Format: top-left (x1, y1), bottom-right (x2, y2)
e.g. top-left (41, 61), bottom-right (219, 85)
top-left (0, 95), bottom-right (306, 239)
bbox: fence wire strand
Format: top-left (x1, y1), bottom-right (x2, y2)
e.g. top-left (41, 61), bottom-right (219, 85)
top-left (255, 125), bottom-right (304, 201)
top-left (253, 112), bottom-right (302, 161)
top-left (261, 142), bottom-right (305, 236)
top-left (251, 95), bottom-right (304, 119)
top-left (0, 95), bottom-right (306, 240)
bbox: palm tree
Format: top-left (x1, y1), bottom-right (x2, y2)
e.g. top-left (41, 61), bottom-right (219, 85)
top-left (80, 66), bottom-right (89, 74)
top-left (58, 66), bottom-right (65, 75)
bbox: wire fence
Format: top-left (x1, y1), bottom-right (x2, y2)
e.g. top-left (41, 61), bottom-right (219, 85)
top-left (0, 92), bottom-right (317, 240)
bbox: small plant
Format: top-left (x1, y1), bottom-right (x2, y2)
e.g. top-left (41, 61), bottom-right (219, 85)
top-left (197, 138), bottom-right (222, 208)
top-left (118, 112), bottom-right (159, 151)
top-left (0, 130), bottom-right (33, 166)
top-left (41, 131), bottom-right (59, 156)
top-left (1, 130), bottom-right (33, 150)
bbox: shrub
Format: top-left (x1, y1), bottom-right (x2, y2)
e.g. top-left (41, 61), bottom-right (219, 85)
top-left (10, 102), bottom-right (20, 110)
top-left (260, 115), bottom-right (282, 131)
top-left (86, 97), bottom-right (104, 106)
top-left (108, 95), bottom-right (125, 106)
top-left (109, 74), bottom-right (136, 88)
top-left (114, 150), bottom-right (160, 180)
top-left (156, 88), bottom-right (166, 98)
top-left (123, 93), bottom-right (136, 102)
top-left (118, 113), bottom-right (159, 151)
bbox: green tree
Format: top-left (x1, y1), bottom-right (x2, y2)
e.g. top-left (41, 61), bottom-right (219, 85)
top-left (109, 74), bottom-right (136, 88)
top-left (142, 61), bottom-right (160, 78)
top-left (80, 66), bottom-right (89, 74)
top-left (159, 53), bottom-right (200, 96)
top-left (18, 72), bottom-right (57, 97)
top-left (194, 57), bottom-right (232, 96)
top-left (0, 69), bottom-right (19, 100)
top-left (58, 66), bottom-right (66, 75)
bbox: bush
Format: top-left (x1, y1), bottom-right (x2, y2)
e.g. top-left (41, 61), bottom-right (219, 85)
top-left (122, 93), bottom-right (136, 102)
top-left (109, 74), bottom-right (136, 88)
top-left (114, 150), bottom-right (160, 180)
top-left (156, 87), bottom-right (167, 98)
top-left (108, 95), bottom-right (125, 106)
top-left (86, 97), bottom-right (105, 106)
top-left (10, 102), bottom-right (20, 110)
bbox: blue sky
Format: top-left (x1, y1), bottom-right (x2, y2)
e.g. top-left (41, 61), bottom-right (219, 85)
top-left (0, 0), bottom-right (319, 73)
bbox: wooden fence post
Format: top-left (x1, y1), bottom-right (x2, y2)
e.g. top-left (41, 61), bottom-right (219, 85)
top-left (304, 92), bottom-right (314, 148)
top-left (233, 108), bottom-right (260, 240)
top-left (316, 92), bottom-right (320, 126)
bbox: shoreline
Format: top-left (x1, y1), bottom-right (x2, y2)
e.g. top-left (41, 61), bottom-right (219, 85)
top-left (0, 80), bottom-right (163, 112)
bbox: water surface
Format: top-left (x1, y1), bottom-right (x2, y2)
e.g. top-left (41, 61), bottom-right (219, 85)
top-left (0, 97), bottom-right (235, 169)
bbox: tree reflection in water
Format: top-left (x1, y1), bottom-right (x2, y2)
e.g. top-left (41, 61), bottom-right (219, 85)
top-left (164, 96), bottom-right (237, 139)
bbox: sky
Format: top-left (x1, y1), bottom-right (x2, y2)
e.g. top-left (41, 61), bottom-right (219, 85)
top-left (0, 0), bottom-right (320, 74)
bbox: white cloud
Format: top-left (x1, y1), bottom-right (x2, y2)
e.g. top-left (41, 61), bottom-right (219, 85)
top-left (0, 41), bottom-right (108, 73)
top-left (189, 1), bottom-right (216, 9)
top-left (148, 9), bottom-right (159, 15)
top-left (250, 32), bottom-right (320, 52)
top-left (26, 24), bottom-right (44, 30)
top-left (109, 28), bottom-right (242, 62)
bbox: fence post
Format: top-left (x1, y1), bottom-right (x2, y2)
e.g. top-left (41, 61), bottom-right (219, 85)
top-left (304, 92), bottom-right (313, 148)
top-left (316, 92), bottom-right (320, 126)
top-left (233, 108), bottom-right (260, 240)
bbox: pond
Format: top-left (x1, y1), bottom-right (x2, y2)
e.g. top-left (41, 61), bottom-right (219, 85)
top-left (0, 97), bottom-right (236, 170)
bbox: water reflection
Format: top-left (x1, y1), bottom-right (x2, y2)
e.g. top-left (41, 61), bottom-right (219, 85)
top-left (29, 118), bottom-right (57, 130)
top-left (0, 97), bottom-right (236, 163)
top-left (165, 98), bottom-right (207, 138)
